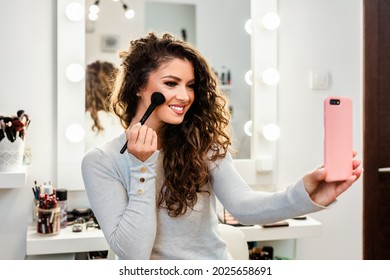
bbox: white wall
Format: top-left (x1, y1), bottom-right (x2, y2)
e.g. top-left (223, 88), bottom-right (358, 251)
top-left (0, 0), bottom-right (90, 260)
top-left (0, 0), bottom-right (57, 259)
top-left (0, 0), bottom-right (363, 260)
top-left (277, 0), bottom-right (363, 259)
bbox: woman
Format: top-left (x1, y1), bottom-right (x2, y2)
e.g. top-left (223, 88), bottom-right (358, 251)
top-left (81, 32), bottom-right (362, 260)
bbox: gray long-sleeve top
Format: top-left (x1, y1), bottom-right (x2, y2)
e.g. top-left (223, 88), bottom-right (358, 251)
top-left (81, 133), bottom-right (325, 260)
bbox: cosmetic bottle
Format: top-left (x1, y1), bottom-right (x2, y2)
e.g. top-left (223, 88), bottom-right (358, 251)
top-left (220, 65), bottom-right (228, 85)
top-left (227, 70), bottom-right (231, 85)
top-left (41, 182), bottom-right (53, 195)
top-left (221, 72), bottom-right (226, 85)
top-left (56, 189), bottom-right (68, 229)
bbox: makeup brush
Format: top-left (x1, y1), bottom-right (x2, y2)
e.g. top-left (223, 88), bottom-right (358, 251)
top-left (120, 92), bottom-right (166, 154)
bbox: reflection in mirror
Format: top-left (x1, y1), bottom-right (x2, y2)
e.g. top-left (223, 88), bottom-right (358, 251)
top-left (145, 2), bottom-right (196, 46)
top-left (84, 0), bottom-right (251, 159)
top-left (57, 0), bottom-right (279, 190)
top-left (84, 60), bottom-right (123, 151)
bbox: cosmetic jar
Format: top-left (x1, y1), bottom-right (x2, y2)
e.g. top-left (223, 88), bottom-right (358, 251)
top-left (72, 224), bottom-right (83, 233)
top-left (36, 206), bottom-right (60, 235)
top-left (56, 189), bottom-right (68, 229)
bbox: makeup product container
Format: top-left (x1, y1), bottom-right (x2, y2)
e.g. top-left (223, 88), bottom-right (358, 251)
top-left (36, 206), bottom-right (60, 235)
top-left (0, 136), bottom-right (24, 172)
top-left (32, 199), bottom-right (39, 221)
top-left (56, 189), bottom-right (68, 229)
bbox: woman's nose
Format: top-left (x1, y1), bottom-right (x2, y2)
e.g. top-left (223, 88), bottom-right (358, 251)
top-left (175, 87), bottom-right (190, 101)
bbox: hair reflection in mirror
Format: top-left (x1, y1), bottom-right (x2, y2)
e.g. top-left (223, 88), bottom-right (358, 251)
top-left (85, 60), bottom-right (124, 150)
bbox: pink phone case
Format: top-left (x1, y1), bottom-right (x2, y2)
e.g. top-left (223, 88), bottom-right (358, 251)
top-left (324, 96), bottom-right (353, 182)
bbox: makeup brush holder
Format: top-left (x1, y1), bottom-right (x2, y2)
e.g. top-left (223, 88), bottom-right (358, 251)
top-left (0, 136), bottom-right (25, 172)
top-left (36, 206), bottom-right (60, 235)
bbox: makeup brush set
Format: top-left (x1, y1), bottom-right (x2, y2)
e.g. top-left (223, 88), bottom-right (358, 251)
top-left (0, 110), bottom-right (31, 171)
top-left (0, 110), bottom-right (30, 142)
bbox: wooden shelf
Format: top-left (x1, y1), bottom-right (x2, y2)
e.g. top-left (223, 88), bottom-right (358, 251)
top-left (0, 169), bottom-right (27, 188)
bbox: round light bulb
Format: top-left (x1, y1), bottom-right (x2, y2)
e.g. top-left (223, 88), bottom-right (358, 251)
top-left (245, 70), bottom-right (253, 86)
top-left (262, 12), bottom-right (281, 30)
top-left (65, 63), bottom-right (85, 82)
top-left (89, 4), bottom-right (100, 14)
top-left (244, 120), bottom-right (253, 137)
top-left (66, 124), bottom-right (85, 143)
top-left (262, 123), bottom-right (280, 141)
top-left (65, 2), bottom-right (84, 21)
top-left (125, 9), bottom-right (135, 19)
top-left (245, 19), bottom-right (252, 35)
top-left (89, 12), bottom-right (98, 21)
top-left (261, 68), bottom-right (280, 86)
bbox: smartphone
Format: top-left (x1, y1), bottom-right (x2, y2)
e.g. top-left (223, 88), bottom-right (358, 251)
top-left (324, 96), bottom-right (353, 182)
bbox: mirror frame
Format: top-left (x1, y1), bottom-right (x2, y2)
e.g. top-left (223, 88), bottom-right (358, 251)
top-left (57, 0), bottom-right (279, 190)
top-left (57, 0), bottom-right (85, 190)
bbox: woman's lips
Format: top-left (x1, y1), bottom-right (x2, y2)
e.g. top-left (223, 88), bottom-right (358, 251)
top-left (169, 105), bottom-right (185, 115)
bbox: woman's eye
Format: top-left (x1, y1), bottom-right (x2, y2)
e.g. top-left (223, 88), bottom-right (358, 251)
top-left (187, 84), bottom-right (195, 89)
top-left (165, 81), bottom-right (177, 87)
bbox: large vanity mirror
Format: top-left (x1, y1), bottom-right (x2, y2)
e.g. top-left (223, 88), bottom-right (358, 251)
top-left (84, 0), bottom-right (251, 158)
top-left (57, 0), bottom-right (278, 190)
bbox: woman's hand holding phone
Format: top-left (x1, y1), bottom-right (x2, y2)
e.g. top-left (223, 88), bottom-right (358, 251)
top-left (303, 151), bottom-right (363, 207)
top-left (301, 97), bottom-right (363, 206)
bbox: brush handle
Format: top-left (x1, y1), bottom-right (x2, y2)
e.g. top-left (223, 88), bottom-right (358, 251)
top-left (119, 92), bottom-right (165, 154)
top-left (120, 140), bottom-right (128, 154)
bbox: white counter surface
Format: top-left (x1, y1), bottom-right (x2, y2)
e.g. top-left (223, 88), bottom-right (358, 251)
top-left (26, 216), bottom-right (321, 256)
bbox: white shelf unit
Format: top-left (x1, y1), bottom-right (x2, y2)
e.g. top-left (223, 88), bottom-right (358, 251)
top-left (0, 169), bottom-right (27, 188)
top-left (239, 216), bottom-right (322, 260)
top-left (239, 216), bottom-right (322, 242)
top-left (26, 223), bottom-right (109, 256)
top-left (26, 216), bottom-right (321, 258)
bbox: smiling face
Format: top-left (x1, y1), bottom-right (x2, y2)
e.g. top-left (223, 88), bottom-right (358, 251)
top-left (134, 58), bottom-right (195, 131)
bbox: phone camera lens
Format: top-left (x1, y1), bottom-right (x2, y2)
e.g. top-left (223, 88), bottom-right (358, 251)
top-left (330, 99), bottom-right (340, 105)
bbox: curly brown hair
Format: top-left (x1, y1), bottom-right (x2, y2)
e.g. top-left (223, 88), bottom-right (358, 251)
top-left (110, 32), bottom-right (232, 217)
top-left (85, 60), bottom-right (119, 132)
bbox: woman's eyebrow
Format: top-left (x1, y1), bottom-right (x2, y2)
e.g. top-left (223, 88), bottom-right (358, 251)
top-left (162, 75), bottom-right (181, 81)
top-left (162, 75), bottom-right (195, 84)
